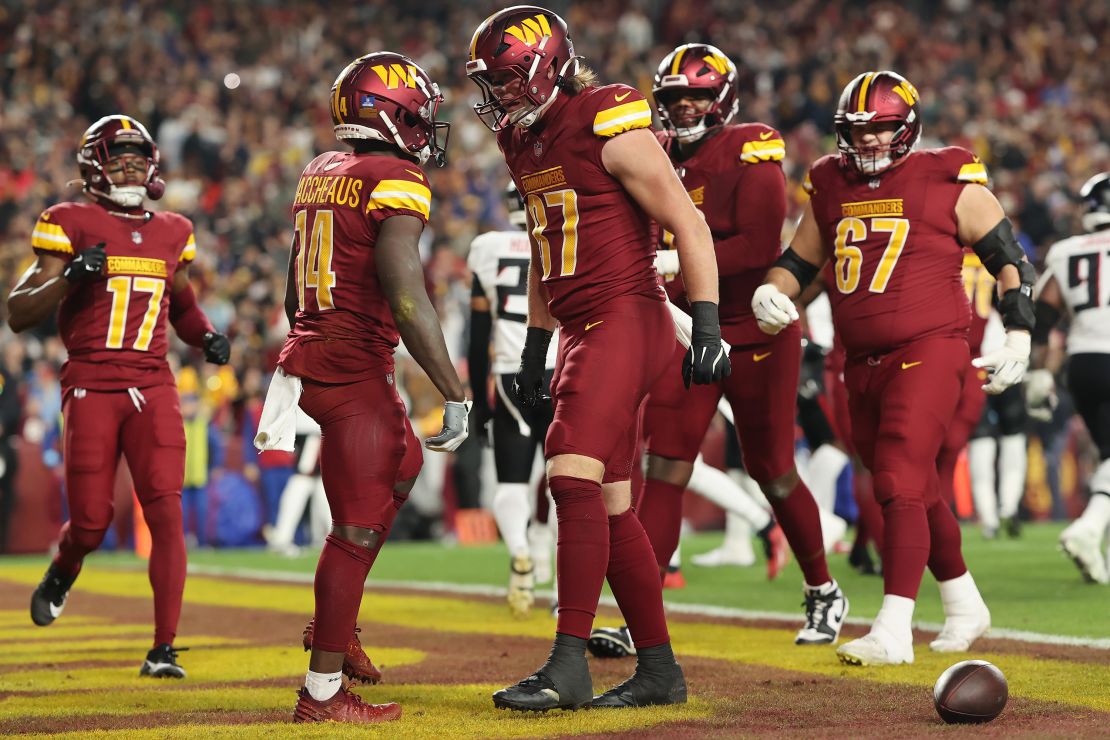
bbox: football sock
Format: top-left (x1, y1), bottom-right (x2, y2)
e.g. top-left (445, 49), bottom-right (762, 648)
top-left (879, 497), bottom-right (930, 600)
top-left (926, 498), bottom-right (967, 582)
top-left (305, 669), bottom-right (343, 702)
top-left (767, 479), bottom-right (831, 586)
top-left (607, 507), bottom-right (670, 649)
top-left (142, 495), bottom-right (186, 647)
top-left (636, 478), bottom-right (685, 568)
top-left (936, 571), bottom-right (987, 619)
top-left (550, 475), bottom-right (609, 640)
top-left (311, 534), bottom-right (373, 653)
top-left (871, 593), bottom-right (915, 646)
top-left (997, 434), bottom-right (1027, 520)
top-left (968, 437), bottom-right (999, 529)
top-left (493, 482), bottom-right (531, 557)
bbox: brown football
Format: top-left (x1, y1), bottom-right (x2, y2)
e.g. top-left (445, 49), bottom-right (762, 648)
top-left (933, 660), bottom-right (1008, 724)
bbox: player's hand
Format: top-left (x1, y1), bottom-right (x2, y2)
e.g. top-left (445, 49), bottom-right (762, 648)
top-left (1024, 368), bottom-right (1057, 421)
top-left (63, 243), bottom-right (107, 283)
top-left (683, 301), bottom-right (731, 388)
top-left (752, 283), bottom-right (799, 335)
top-left (972, 330), bottom-right (1030, 394)
top-left (425, 400), bottom-right (472, 452)
top-left (513, 327), bottom-right (553, 407)
top-left (654, 249), bottom-right (680, 280)
top-left (203, 331), bottom-right (231, 365)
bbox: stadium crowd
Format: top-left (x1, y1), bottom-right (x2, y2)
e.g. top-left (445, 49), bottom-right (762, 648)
top-left (1, 0), bottom-right (1107, 552)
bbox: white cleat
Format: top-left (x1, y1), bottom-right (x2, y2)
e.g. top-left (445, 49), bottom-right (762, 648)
top-left (836, 633), bottom-right (914, 666)
top-left (508, 554), bottom-right (536, 618)
top-left (929, 607), bottom-right (991, 652)
top-left (1059, 526), bottom-right (1110, 585)
top-left (691, 545), bottom-right (756, 568)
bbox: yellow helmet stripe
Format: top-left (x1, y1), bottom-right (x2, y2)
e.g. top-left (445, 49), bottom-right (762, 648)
top-left (856, 72), bottom-right (875, 113)
top-left (670, 46), bottom-right (687, 75)
top-left (120, 117), bottom-right (132, 130)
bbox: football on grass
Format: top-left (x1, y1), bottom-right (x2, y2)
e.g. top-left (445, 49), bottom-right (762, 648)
top-left (933, 660), bottom-right (1008, 724)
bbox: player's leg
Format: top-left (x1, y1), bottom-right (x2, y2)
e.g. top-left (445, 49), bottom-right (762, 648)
top-left (727, 327), bottom-right (847, 646)
top-left (967, 400), bottom-right (1001, 537)
top-left (293, 376), bottom-right (414, 722)
top-left (838, 338), bottom-right (967, 666)
top-left (995, 384), bottom-right (1028, 536)
top-left (1060, 353), bottom-right (1110, 583)
top-left (32, 389), bottom-right (125, 628)
top-left (492, 372), bottom-right (543, 616)
top-left (687, 456), bottom-right (771, 567)
top-left (936, 363), bottom-right (986, 508)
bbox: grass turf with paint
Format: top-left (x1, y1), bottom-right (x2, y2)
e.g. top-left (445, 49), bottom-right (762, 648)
top-left (0, 523), bottom-right (1107, 737)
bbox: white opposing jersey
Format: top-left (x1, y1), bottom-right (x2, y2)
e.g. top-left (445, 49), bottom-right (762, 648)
top-left (468, 230), bottom-right (558, 374)
top-left (1040, 229), bottom-right (1110, 355)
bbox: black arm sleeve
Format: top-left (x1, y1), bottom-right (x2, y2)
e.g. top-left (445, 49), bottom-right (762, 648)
top-left (468, 305), bottom-right (492, 411)
top-left (773, 247), bottom-right (821, 291)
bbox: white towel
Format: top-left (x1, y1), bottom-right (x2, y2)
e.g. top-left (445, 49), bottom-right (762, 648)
top-left (665, 297), bottom-right (735, 425)
top-left (253, 367), bottom-right (303, 452)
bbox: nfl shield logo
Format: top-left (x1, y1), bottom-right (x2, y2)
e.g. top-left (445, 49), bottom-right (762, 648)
top-left (534, 140), bottom-right (543, 157)
top-left (132, 231), bottom-right (143, 244)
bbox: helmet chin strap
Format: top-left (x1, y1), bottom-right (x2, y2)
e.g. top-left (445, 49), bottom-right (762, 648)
top-left (515, 56), bottom-right (581, 129)
top-left (674, 120), bottom-right (709, 143)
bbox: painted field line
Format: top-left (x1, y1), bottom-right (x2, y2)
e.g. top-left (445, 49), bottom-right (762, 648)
top-left (185, 564), bottom-right (1110, 650)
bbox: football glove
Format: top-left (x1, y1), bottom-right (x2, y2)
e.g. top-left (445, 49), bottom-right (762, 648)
top-left (425, 400), bottom-right (472, 452)
top-left (654, 249), bottom-right (680, 279)
top-left (203, 331), bottom-right (231, 365)
top-left (63, 243), bottom-right (107, 283)
top-left (752, 283), bottom-right (799, 335)
top-left (1024, 368), bottom-right (1057, 422)
top-left (683, 301), bottom-right (731, 388)
top-left (972, 330), bottom-right (1030, 394)
top-left (513, 327), bottom-right (553, 407)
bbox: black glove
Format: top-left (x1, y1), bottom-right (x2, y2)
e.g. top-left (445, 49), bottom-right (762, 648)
top-left (203, 331), bottom-right (231, 365)
top-left (63, 243), bottom-right (107, 283)
top-left (513, 327), bottom-right (553, 407)
top-left (682, 301), bottom-right (731, 388)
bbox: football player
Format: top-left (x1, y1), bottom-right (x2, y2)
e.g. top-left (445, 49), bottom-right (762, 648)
top-left (1028, 171), bottom-right (1110, 584)
top-left (467, 6), bottom-right (728, 711)
top-left (285, 52), bottom-right (468, 724)
top-left (467, 181), bottom-right (558, 617)
top-left (8, 115), bottom-right (230, 678)
top-left (634, 43), bottom-right (847, 645)
top-left (754, 71), bottom-right (1034, 665)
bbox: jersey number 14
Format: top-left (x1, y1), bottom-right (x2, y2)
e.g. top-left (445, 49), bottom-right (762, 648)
top-left (295, 209), bottom-right (337, 311)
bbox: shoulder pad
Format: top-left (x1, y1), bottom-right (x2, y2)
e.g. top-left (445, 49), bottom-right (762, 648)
top-left (32, 203), bottom-right (80, 256)
top-left (590, 84), bottom-right (652, 138)
top-left (366, 160), bottom-right (432, 221)
top-left (938, 146), bottom-right (989, 185)
top-left (734, 123), bottom-right (785, 164)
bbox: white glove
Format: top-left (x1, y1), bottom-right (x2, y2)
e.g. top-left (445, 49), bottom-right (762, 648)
top-left (425, 400), bottom-right (472, 452)
top-left (1024, 368), bottom-right (1057, 421)
top-left (972, 330), bottom-right (1030, 394)
top-left (751, 283), bottom-right (799, 335)
top-left (654, 249), bottom-right (680, 279)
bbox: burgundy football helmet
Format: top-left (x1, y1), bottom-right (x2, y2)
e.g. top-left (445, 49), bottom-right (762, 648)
top-left (465, 5), bottom-right (580, 131)
top-left (77, 115), bottom-right (164, 207)
top-left (834, 71), bottom-right (922, 175)
top-left (653, 43), bottom-right (739, 141)
top-left (331, 52), bottom-right (449, 167)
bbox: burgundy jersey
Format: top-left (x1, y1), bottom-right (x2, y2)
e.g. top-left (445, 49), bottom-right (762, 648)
top-left (960, 251), bottom-right (994, 356)
top-left (278, 152), bottom-right (431, 383)
top-left (658, 123), bottom-right (787, 346)
top-left (31, 201), bottom-right (196, 390)
top-left (805, 146), bottom-right (988, 357)
top-left (497, 84), bottom-right (662, 323)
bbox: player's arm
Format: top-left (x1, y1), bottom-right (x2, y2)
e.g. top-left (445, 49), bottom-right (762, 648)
top-left (8, 237), bottom-right (113, 332)
top-left (752, 200), bottom-right (827, 334)
top-left (283, 236), bottom-right (298, 330)
top-left (514, 229), bottom-right (557, 406)
top-left (376, 213), bottom-right (467, 406)
top-left (169, 265), bottom-right (229, 364)
top-left (713, 163), bottom-right (788, 276)
top-left (602, 127), bottom-right (729, 386)
top-left (956, 184), bottom-right (1036, 393)
top-left (467, 272), bottom-right (493, 434)
top-left (1024, 269), bottom-right (1067, 419)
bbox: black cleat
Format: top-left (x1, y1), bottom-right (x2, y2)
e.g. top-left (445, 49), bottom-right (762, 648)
top-left (591, 662), bottom-right (687, 708)
top-left (140, 643), bottom-right (189, 679)
top-left (1004, 516), bottom-right (1022, 539)
top-left (492, 670), bottom-right (592, 712)
top-left (794, 581), bottom-right (848, 645)
top-left (30, 564), bottom-right (79, 627)
top-left (848, 543), bottom-right (880, 576)
top-left (587, 625), bottom-right (636, 658)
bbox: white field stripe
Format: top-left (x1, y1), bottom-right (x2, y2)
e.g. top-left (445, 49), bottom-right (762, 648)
top-left (185, 563), bottom-right (1110, 650)
top-left (593, 111), bottom-right (651, 134)
top-left (31, 229), bottom-right (72, 244)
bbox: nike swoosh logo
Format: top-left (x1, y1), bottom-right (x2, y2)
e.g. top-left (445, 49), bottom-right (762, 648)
top-left (753, 352), bottom-right (772, 362)
top-left (585, 321), bottom-right (604, 331)
top-left (901, 361), bottom-right (923, 370)
top-left (759, 131), bottom-right (774, 140)
top-left (614, 91), bottom-right (632, 102)
top-left (49, 601), bottom-right (65, 617)
top-left (322, 161), bottom-right (343, 172)
top-left (404, 169), bottom-right (425, 181)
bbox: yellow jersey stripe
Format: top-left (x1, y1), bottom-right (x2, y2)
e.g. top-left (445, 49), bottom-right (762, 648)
top-left (180, 233), bottom-right (197, 262)
top-left (593, 100), bottom-right (652, 137)
top-left (31, 234), bottom-right (75, 254)
top-left (740, 138), bottom-right (786, 163)
top-left (34, 221), bottom-right (69, 237)
top-left (367, 179), bottom-right (432, 218)
top-left (857, 73), bottom-right (874, 113)
top-left (957, 162), bottom-right (988, 184)
top-left (802, 173), bottom-right (815, 195)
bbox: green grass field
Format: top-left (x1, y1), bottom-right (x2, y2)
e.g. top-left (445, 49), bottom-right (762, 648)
top-left (7, 522), bottom-right (1107, 640)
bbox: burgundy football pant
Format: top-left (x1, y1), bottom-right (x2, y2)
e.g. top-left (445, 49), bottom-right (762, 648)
top-left (299, 374), bottom-right (423, 653)
top-left (845, 336), bottom-right (970, 600)
top-left (936, 362), bottom-right (988, 507)
top-left (54, 383), bottom-right (186, 647)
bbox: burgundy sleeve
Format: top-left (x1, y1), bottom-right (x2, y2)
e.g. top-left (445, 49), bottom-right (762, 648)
top-left (713, 162), bottom-right (788, 277)
top-left (170, 280), bottom-right (215, 348)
